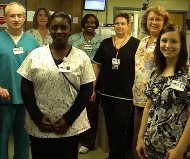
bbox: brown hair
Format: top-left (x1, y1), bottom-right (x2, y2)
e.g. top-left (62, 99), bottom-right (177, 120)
top-left (114, 13), bottom-right (130, 24)
top-left (154, 24), bottom-right (188, 74)
top-left (33, 8), bottom-right (51, 29)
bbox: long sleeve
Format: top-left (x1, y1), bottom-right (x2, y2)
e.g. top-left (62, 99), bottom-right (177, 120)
top-left (63, 82), bottom-right (93, 125)
top-left (21, 77), bottom-right (44, 124)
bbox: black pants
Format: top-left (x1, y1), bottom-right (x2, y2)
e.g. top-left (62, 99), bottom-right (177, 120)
top-left (79, 95), bottom-right (100, 149)
top-left (30, 135), bottom-right (79, 159)
top-left (101, 96), bottom-right (134, 159)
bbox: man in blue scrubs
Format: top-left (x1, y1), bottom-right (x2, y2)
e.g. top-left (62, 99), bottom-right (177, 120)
top-left (0, 2), bottom-right (38, 159)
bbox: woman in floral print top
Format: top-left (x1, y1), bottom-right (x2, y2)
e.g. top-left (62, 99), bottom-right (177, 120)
top-left (133, 6), bottom-right (171, 159)
top-left (136, 24), bottom-right (190, 159)
top-left (27, 8), bottom-right (52, 46)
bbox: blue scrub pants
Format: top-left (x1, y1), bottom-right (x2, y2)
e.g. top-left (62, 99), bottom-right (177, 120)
top-left (0, 104), bottom-right (29, 159)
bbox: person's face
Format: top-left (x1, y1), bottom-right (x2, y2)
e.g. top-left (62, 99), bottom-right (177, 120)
top-left (147, 11), bottom-right (164, 37)
top-left (49, 17), bottom-right (71, 44)
top-left (37, 9), bottom-right (48, 27)
top-left (114, 17), bottom-right (129, 36)
top-left (160, 31), bottom-right (181, 61)
top-left (4, 4), bottom-right (25, 30)
top-left (84, 16), bottom-right (96, 33)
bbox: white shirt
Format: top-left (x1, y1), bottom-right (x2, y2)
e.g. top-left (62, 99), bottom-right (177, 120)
top-left (17, 45), bottom-right (96, 138)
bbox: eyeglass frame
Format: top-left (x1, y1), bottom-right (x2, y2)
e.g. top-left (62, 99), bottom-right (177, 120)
top-left (147, 18), bottom-right (164, 22)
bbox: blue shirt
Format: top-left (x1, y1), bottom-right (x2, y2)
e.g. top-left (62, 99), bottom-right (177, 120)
top-left (0, 31), bottom-right (39, 104)
top-left (69, 32), bottom-right (103, 60)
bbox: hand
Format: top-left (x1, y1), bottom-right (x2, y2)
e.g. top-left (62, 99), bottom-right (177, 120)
top-left (89, 90), bottom-right (96, 103)
top-left (136, 138), bottom-right (148, 159)
top-left (166, 148), bottom-right (184, 159)
top-left (0, 87), bottom-right (10, 100)
top-left (37, 116), bottom-right (53, 133)
top-left (52, 118), bottom-right (70, 134)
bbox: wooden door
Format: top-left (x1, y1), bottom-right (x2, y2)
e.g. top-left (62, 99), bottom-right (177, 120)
top-left (169, 12), bottom-right (184, 28)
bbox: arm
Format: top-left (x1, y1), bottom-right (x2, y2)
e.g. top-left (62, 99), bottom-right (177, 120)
top-left (21, 77), bottom-right (44, 123)
top-left (136, 98), bottom-right (152, 159)
top-left (21, 77), bottom-right (53, 132)
top-left (53, 82), bottom-right (93, 134)
top-left (92, 62), bottom-right (101, 87)
top-left (167, 107), bottom-right (190, 159)
top-left (90, 63), bottom-right (101, 102)
top-left (63, 81), bottom-right (93, 124)
top-left (0, 87), bottom-right (10, 100)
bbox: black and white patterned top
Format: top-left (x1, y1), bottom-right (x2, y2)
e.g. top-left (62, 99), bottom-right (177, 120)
top-left (17, 45), bottom-right (95, 138)
top-left (144, 70), bottom-right (190, 158)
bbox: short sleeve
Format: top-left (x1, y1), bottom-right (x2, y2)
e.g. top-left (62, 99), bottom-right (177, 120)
top-left (92, 39), bottom-right (105, 65)
top-left (17, 52), bottom-right (33, 81)
top-left (144, 71), bottom-right (157, 98)
top-left (183, 78), bottom-right (190, 107)
top-left (81, 55), bottom-right (96, 85)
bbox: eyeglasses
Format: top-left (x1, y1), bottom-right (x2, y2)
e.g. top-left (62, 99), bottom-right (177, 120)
top-left (147, 18), bottom-right (164, 22)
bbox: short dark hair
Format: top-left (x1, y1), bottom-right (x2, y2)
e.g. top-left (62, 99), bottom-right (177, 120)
top-left (114, 13), bottom-right (130, 24)
top-left (33, 8), bottom-right (51, 29)
top-left (49, 11), bottom-right (71, 30)
top-left (81, 14), bottom-right (99, 29)
top-left (155, 23), bottom-right (188, 74)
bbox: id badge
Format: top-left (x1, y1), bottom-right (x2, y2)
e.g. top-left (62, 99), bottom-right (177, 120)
top-left (112, 58), bottom-right (120, 70)
top-left (84, 44), bottom-right (93, 55)
top-left (170, 80), bottom-right (186, 91)
top-left (13, 47), bottom-right (24, 55)
top-left (58, 63), bottom-right (71, 72)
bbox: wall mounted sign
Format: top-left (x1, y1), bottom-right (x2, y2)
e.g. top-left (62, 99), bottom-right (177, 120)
top-left (0, 4), bottom-right (7, 27)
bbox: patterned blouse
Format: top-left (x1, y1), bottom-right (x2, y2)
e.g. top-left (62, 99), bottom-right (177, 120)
top-left (69, 32), bottom-right (103, 60)
top-left (27, 29), bottom-right (52, 47)
top-left (144, 71), bottom-right (190, 158)
top-left (133, 36), bottom-right (156, 107)
top-left (17, 45), bottom-right (95, 138)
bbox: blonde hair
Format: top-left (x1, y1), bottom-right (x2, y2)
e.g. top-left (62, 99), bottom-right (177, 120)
top-left (141, 5), bottom-right (170, 34)
top-left (5, 2), bottom-right (26, 15)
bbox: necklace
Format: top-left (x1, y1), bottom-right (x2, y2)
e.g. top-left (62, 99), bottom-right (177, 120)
top-left (114, 35), bottom-right (128, 58)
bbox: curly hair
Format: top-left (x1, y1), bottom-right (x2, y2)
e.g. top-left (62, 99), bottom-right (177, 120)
top-left (33, 8), bottom-right (51, 29)
top-left (141, 5), bottom-right (170, 34)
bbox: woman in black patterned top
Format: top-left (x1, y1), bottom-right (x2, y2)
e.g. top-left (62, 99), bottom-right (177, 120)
top-left (136, 24), bottom-right (190, 159)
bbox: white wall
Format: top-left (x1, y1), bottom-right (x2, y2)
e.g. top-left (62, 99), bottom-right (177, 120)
top-left (83, 0), bottom-right (190, 25)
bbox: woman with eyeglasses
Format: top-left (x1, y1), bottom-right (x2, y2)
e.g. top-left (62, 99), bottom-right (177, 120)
top-left (92, 13), bottom-right (140, 159)
top-left (137, 23), bottom-right (190, 159)
top-left (133, 5), bottom-right (170, 159)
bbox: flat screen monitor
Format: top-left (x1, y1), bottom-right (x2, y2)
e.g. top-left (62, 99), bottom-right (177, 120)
top-left (84, 0), bottom-right (106, 11)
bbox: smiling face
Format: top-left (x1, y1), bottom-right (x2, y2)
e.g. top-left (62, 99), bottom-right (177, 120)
top-left (160, 31), bottom-right (181, 61)
top-left (84, 16), bottom-right (96, 34)
top-left (49, 17), bottom-right (71, 45)
top-left (4, 4), bottom-right (25, 31)
top-left (147, 11), bottom-right (164, 37)
top-left (37, 9), bottom-right (48, 27)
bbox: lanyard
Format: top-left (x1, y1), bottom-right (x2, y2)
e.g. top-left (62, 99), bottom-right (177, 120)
top-left (114, 35), bottom-right (128, 58)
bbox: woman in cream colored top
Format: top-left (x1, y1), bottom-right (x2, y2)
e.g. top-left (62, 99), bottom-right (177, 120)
top-left (18, 11), bottom-right (95, 159)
